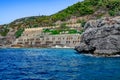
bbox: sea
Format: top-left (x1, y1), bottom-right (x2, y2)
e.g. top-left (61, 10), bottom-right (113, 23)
top-left (0, 48), bottom-right (120, 80)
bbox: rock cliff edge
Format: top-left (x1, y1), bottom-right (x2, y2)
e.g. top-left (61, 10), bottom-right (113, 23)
top-left (75, 17), bottom-right (120, 57)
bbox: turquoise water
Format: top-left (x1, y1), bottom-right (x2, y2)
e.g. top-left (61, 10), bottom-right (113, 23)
top-left (0, 48), bottom-right (120, 80)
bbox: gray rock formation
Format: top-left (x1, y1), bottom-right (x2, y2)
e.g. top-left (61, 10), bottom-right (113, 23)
top-left (75, 17), bottom-right (120, 56)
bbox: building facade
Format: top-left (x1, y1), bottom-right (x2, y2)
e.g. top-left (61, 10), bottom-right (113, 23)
top-left (13, 28), bottom-right (81, 48)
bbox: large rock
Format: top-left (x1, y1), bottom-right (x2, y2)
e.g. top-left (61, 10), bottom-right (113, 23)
top-left (75, 17), bottom-right (120, 56)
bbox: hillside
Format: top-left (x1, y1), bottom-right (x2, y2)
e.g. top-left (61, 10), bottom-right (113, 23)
top-left (0, 0), bottom-right (120, 38)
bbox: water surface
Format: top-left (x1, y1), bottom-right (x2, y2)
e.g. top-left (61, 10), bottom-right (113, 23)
top-left (0, 48), bottom-right (120, 80)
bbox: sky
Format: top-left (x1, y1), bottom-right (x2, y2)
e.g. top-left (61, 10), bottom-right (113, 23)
top-left (0, 0), bottom-right (83, 25)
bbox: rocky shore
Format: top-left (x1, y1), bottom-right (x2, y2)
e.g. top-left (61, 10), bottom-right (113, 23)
top-left (75, 17), bottom-right (120, 57)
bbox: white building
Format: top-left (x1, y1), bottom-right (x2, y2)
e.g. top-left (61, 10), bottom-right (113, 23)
top-left (13, 27), bottom-right (81, 48)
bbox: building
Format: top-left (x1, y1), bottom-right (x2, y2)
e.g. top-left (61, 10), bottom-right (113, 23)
top-left (13, 27), bottom-right (81, 48)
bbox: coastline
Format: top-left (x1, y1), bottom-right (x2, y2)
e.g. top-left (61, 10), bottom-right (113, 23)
top-left (2, 46), bottom-right (120, 57)
top-left (0, 47), bottom-right (74, 50)
top-left (76, 52), bottom-right (120, 57)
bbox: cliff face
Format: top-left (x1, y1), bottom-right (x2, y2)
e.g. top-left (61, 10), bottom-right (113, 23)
top-left (75, 17), bottom-right (120, 56)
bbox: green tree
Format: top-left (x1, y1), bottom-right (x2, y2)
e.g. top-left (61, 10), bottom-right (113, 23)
top-left (15, 28), bottom-right (24, 38)
top-left (0, 28), bottom-right (9, 36)
top-left (80, 20), bottom-right (86, 28)
top-left (109, 10), bottom-right (116, 16)
top-left (60, 23), bottom-right (67, 29)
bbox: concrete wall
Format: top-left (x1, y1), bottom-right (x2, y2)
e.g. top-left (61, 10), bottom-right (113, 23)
top-left (14, 34), bottom-right (81, 48)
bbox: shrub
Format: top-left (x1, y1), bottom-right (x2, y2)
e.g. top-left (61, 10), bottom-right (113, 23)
top-left (60, 23), bottom-right (67, 29)
top-left (69, 29), bottom-right (77, 34)
top-left (79, 29), bottom-right (84, 34)
top-left (51, 30), bottom-right (60, 35)
top-left (109, 10), bottom-right (116, 16)
top-left (15, 28), bottom-right (24, 38)
top-left (81, 20), bottom-right (86, 27)
top-left (43, 28), bottom-right (50, 33)
top-left (0, 28), bottom-right (9, 36)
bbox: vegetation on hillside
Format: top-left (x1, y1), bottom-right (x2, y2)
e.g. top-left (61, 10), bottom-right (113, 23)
top-left (15, 28), bottom-right (24, 38)
top-left (0, 25), bottom-right (9, 36)
top-left (43, 23), bottom-right (79, 35)
top-left (1, 0), bottom-right (120, 37)
top-left (7, 0), bottom-right (120, 28)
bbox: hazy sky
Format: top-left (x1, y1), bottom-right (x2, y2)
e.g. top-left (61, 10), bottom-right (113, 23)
top-left (0, 0), bottom-right (83, 25)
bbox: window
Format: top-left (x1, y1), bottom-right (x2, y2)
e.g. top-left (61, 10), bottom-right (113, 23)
top-left (78, 37), bottom-right (80, 39)
top-left (30, 39), bottom-right (34, 41)
top-left (27, 39), bottom-right (29, 41)
top-left (46, 38), bottom-right (49, 40)
top-left (17, 42), bottom-right (23, 44)
top-left (35, 42), bottom-right (41, 44)
top-left (46, 41), bottom-right (53, 44)
top-left (36, 38), bottom-right (40, 41)
top-left (58, 37), bottom-right (61, 40)
top-left (52, 37), bottom-right (55, 40)
top-left (25, 42), bottom-right (29, 45)
top-left (66, 41), bottom-right (70, 44)
top-left (19, 39), bottom-right (23, 41)
top-left (56, 41), bottom-right (61, 44)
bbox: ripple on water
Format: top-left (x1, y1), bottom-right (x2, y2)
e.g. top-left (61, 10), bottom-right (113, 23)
top-left (1, 48), bottom-right (120, 80)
